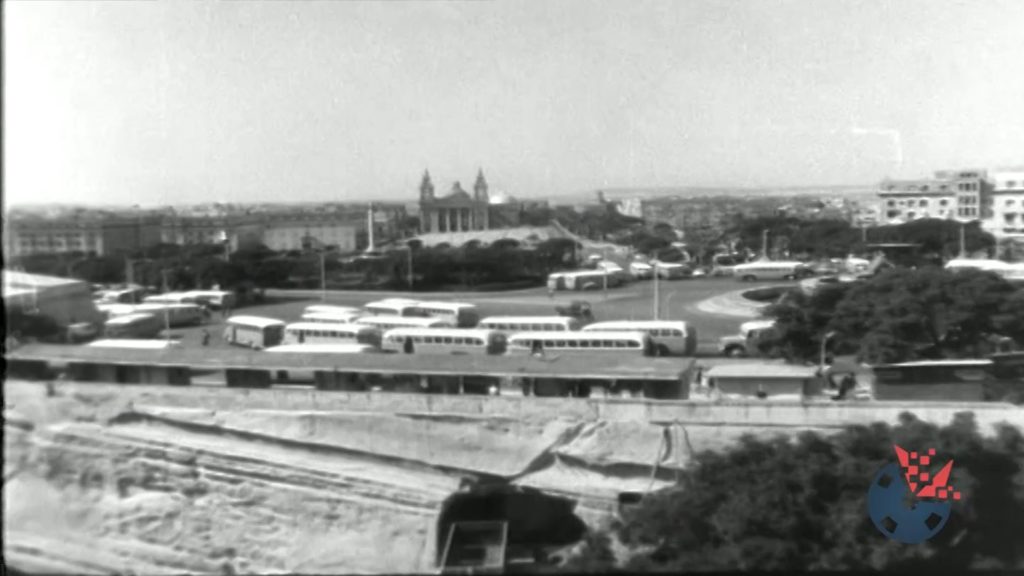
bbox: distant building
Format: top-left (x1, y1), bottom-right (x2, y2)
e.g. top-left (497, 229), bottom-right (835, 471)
top-left (985, 171), bottom-right (1024, 237)
top-left (263, 215), bottom-right (358, 252)
top-left (877, 169), bottom-right (989, 225)
top-left (417, 169), bottom-right (542, 234)
top-left (6, 213), bottom-right (162, 257)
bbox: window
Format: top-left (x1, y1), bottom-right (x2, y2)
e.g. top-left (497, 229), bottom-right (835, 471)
top-left (919, 199), bottom-right (928, 207)
top-left (887, 200), bottom-right (896, 207)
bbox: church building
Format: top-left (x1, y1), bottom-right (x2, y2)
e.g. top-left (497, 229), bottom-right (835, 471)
top-left (418, 169), bottom-right (492, 233)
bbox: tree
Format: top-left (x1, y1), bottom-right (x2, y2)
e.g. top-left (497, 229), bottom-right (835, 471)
top-left (561, 412), bottom-right (1024, 572)
top-left (764, 268), bottom-right (1021, 365)
top-left (869, 219), bottom-right (995, 260)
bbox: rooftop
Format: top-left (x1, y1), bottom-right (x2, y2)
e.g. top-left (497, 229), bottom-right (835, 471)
top-left (705, 364), bottom-right (820, 379)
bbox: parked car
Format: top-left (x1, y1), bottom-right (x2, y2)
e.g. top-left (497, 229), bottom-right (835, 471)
top-left (629, 261), bottom-right (654, 279)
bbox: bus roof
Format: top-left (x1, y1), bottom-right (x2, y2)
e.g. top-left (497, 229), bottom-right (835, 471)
top-left (365, 299), bottom-right (419, 308)
top-left (285, 322), bottom-right (377, 331)
top-left (356, 315), bottom-right (452, 325)
top-left (733, 260), bottom-right (807, 269)
top-left (88, 339), bottom-right (178, 349)
top-left (10, 343), bottom-right (693, 381)
top-left (584, 320), bottom-right (689, 329)
top-left (508, 330), bottom-right (648, 340)
top-left (479, 316), bottom-right (577, 324)
top-left (415, 301), bottom-right (477, 310)
top-left (705, 364), bottom-right (820, 378)
top-left (225, 315), bottom-right (286, 328)
top-left (105, 313), bottom-right (157, 324)
top-left (265, 344), bottom-right (375, 354)
top-left (134, 303), bottom-right (202, 311)
top-left (875, 360), bottom-right (994, 368)
top-left (382, 327), bottom-right (497, 338)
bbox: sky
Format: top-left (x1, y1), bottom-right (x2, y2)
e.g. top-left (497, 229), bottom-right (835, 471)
top-left (4, 0), bottom-right (1024, 207)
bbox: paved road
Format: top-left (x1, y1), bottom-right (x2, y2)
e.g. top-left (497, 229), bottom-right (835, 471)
top-left (167, 277), bottom-right (793, 357)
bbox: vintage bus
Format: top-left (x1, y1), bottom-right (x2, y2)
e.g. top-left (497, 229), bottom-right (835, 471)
top-left (363, 299), bottom-right (427, 317)
top-left (870, 360), bottom-right (993, 402)
top-left (223, 315), bottom-right (286, 349)
top-left (354, 316), bottom-right (455, 330)
top-left (132, 303), bottom-right (205, 327)
top-left (142, 292), bottom-right (195, 305)
top-left (304, 304), bottom-right (363, 316)
top-left (477, 316), bottom-right (581, 333)
top-left (506, 330), bottom-right (654, 357)
top-left (103, 313), bottom-right (164, 339)
top-left (413, 301), bottom-right (480, 328)
top-left (733, 261), bottom-right (813, 282)
top-left (282, 322), bottom-right (382, 348)
top-left (563, 270), bottom-right (619, 291)
top-left (265, 343), bottom-right (379, 355)
top-left (583, 320), bottom-right (697, 356)
top-left (182, 290), bottom-right (237, 311)
top-left (300, 311), bottom-right (364, 324)
top-left (88, 339), bottom-right (179, 350)
top-left (381, 328), bottom-right (506, 355)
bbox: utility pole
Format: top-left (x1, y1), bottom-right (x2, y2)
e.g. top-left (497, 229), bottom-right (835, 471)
top-left (652, 265), bottom-right (660, 320)
top-left (959, 224), bottom-right (967, 258)
top-left (320, 251), bottom-right (327, 303)
top-left (761, 229), bottom-right (769, 260)
top-left (161, 269), bottom-right (171, 342)
top-left (407, 247), bottom-right (414, 290)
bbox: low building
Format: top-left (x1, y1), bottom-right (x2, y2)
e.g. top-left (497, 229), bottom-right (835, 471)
top-left (263, 215), bottom-right (358, 252)
top-left (985, 171), bottom-right (1024, 238)
top-left (6, 213), bottom-right (162, 257)
top-left (4, 270), bottom-right (105, 329)
top-left (704, 364), bottom-right (824, 399)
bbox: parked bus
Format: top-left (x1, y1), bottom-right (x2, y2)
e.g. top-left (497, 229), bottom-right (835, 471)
top-left (300, 311), bottom-right (364, 324)
top-left (414, 301), bottom-right (480, 328)
top-left (381, 328), bottom-right (506, 355)
top-left (103, 313), bottom-right (164, 339)
top-left (506, 330), bottom-right (654, 357)
top-left (88, 339), bottom-right (179, 350)
top-left (355, 316), bottom-right (455, 330)
top-left (718, 319), bottom-right (778, 357)
top-left (363, 299), bottom-right (427, 317)
top-left (303, 304), bottom-right (363, 316)
top-left (562, 270), bottom-right (622, 291)
top-left (223, 315), bottom-right (286, 349)
top-left (182, 290), bottom-right (237, 311)
top-left (95, 287), bottom-right (148, 305)
top-left (133, 303), bottom-right (205, 327)
top-left (477, 316), bottom-right (581, 333)
top-left (265, 343), bottom-right (379, 355)
top-left (871, 360), bottom-right (994, 402)
top-left (583, 320), bottom-right (697, 356)
top-left (142, 292), bottom-right (194, 305)
top-left (733, 261), bottom-right (813, 282)
top-left (282, 322), bottom-right (382, 348)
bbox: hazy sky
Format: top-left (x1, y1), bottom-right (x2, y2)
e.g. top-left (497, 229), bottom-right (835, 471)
top-left (5, 0), bottom-right (1024, 207)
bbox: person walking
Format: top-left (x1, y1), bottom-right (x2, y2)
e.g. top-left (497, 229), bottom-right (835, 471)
top-left (201, 329), bottom-right (211, 347)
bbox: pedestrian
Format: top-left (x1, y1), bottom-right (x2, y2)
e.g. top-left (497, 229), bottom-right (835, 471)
top-left (201, 329), bottom-right (211, 347)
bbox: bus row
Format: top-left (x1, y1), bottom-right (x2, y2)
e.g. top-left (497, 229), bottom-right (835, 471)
top-left (97, 289), bottom-right (237, 310)
top-left (223, 316), bottom-right (698, 357)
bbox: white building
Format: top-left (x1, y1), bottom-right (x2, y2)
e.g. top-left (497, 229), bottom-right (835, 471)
top-left (985, 171), bottom-right (1024, 237)
top-left (876, 169), bottom-right (988, 225)
top-left (263, 217), bottom-right (358, 252)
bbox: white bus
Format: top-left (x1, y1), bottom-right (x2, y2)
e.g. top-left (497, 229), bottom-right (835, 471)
top-left (265, 343), bottom-right (379, 355)
top-left (88, 339), bottom-right (179, 350)
top-left (282, 322), bottom-right (382, 348)
top-left (563, 270), bottom-right (621, 291)
top-left (363, 299), bottom-right (427, 317)
top-left (223, 315), bottom-right (286, 349)
top-left (506, 330), bottom-right (654, 357)
top-left (583, 320), bottom-right (698, 356)
top-left (182, 290), bottom-right (237, 311)
top-left (733, 261), bottom-right (813, 282)
top-left (133, 303), bottom-right (205, 327)
top-left (300, 311), bottom-right (364, 324)
top-left (97, 303), bottom-right (140, 319)
top-left (303, 304), bottom-right (363, 316)
top-left (477, 316), bottom-right (581, 333)
top-left (413, 301), bottom-right (480, 328)
top-left (355, 316), bottom-right (455, 330)
top-left (381, 328), bottom-right (506, 355)
top-left (142, 292), bottom-right (195, 305)
top-left (103, 313), bottom-right (164, 339)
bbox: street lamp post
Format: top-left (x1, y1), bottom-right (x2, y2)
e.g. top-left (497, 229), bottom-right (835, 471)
top-left (820, 331), bottom-right (837, 373)
top-left (407, 247), bottom-right (414, 290)
top-left (320, 251), bottom-right (327, 303)
top-left (652, 264), bottom-right (660, 320)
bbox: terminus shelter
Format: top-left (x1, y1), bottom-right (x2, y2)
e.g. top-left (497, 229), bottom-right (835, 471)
top-left (704, 364), bottom-right (824, 399)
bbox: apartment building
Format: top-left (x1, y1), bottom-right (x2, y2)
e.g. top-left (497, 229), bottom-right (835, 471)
top-left (877, 169), bottom-right (990, 225)
top-left (6, 214), bottom-right (162, 257)
top-left (263, 215), bottom-right (358, 252)
top-left (985, 171), bottom-right (1024, 237)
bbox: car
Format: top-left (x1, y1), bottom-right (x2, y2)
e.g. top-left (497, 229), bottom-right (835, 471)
top-left (629, 261), bottom-right (654, 279)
